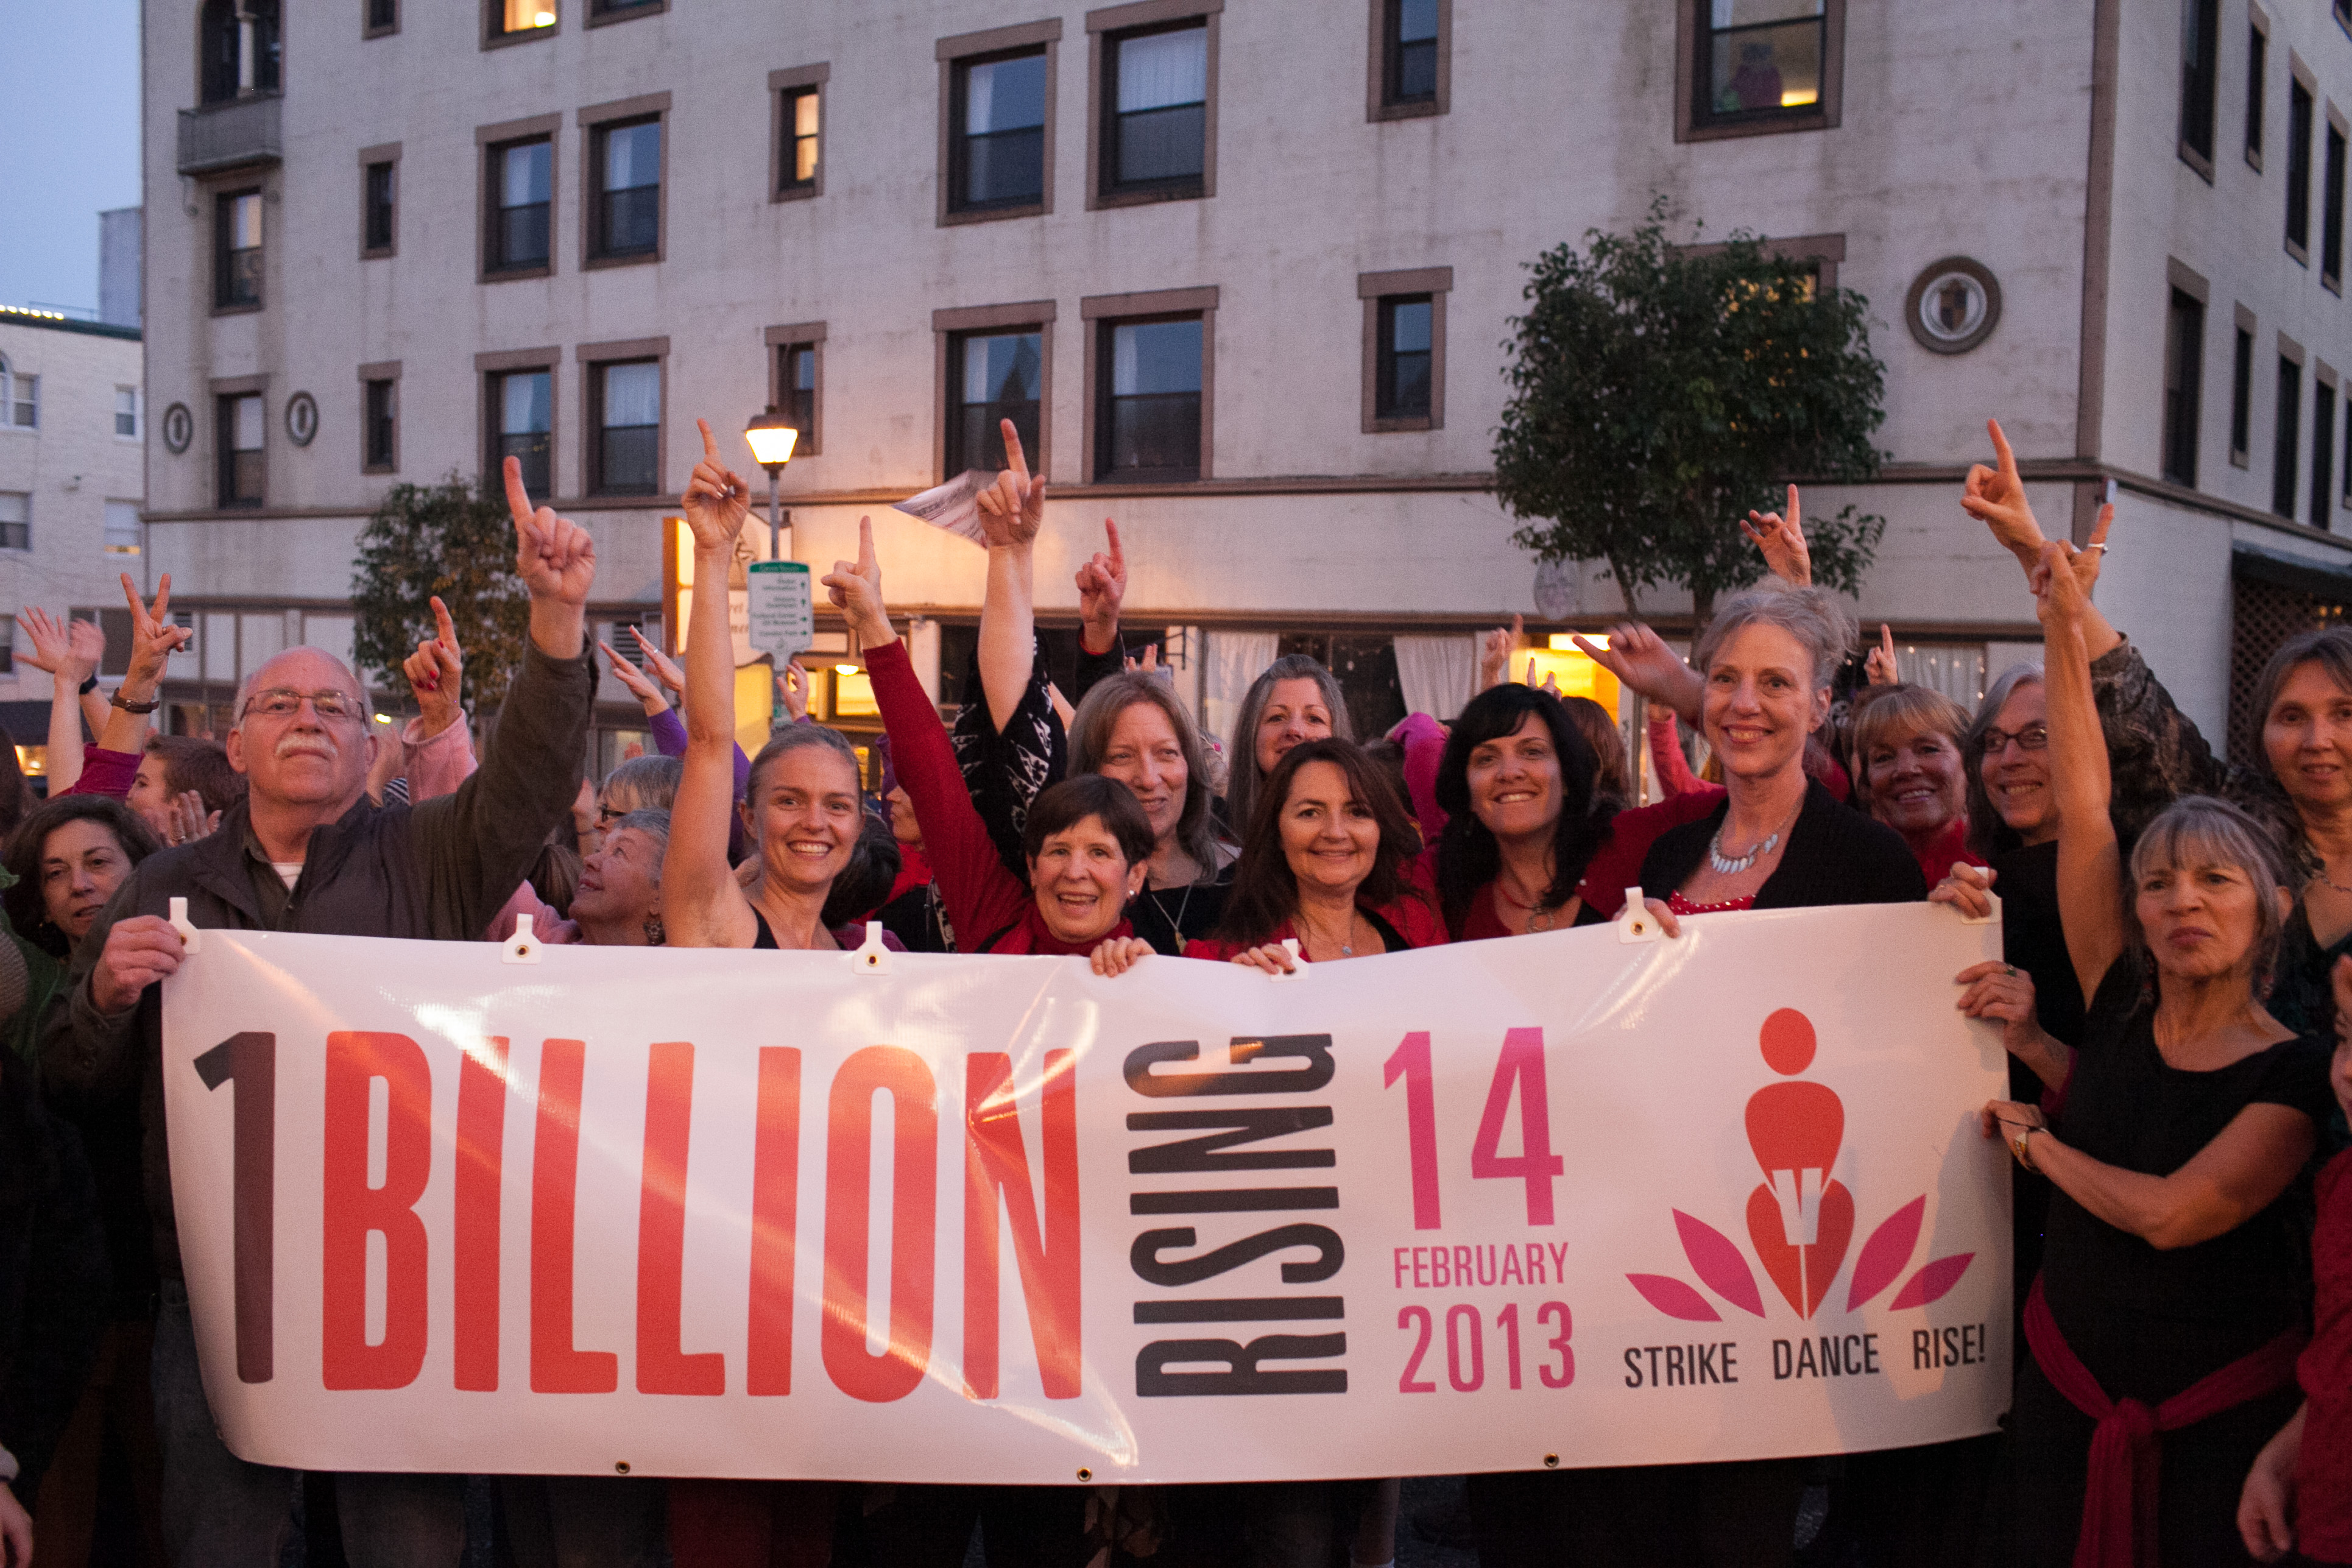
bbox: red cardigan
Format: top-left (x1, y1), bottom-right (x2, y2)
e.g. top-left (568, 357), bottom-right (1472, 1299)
top-left (1185, 891), bottom-right (1448, 962)
top-left (867, 639), bottom-right (1131, 956)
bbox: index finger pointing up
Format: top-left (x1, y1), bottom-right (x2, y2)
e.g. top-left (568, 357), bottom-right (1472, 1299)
top-left (697, 417), bottom-right (718, 464)
top-left (429, 594), bottom-right (459, 651)
top-left (857, 514), bottom-right (877, 576)
top-left (999, 417), bottom-right (1028, 481)
top-left (1986, 418), bottom-right (2018, 479)
top-left (1104, 518), bottom-right (1124, 568)
top-left (503, 454), bottom-right (536, 528)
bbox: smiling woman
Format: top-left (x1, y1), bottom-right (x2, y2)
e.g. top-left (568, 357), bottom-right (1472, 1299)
top-left (1849, 683), bottom-right (1979, 886)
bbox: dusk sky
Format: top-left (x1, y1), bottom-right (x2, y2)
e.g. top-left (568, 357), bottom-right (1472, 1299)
top-left (0, 0), bottom-right (141, 314)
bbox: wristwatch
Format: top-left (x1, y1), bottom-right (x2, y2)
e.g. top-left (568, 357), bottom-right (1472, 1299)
top-left (2012, 1126), bottom-right (2039, 1173)
top-left (109, 690), bottom-right (161, 715)
top-left (77, 674), bottom-right (99, 695)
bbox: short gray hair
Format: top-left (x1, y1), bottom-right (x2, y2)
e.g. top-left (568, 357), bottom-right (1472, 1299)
top-left (2127, 796), bottom-right (2291, 994)
top-left (1691, 587), bottom-right (1858, 692)
top-left (610, 807), bottom-right (671, 888)
top-left (601, 753), bottom-right (683, 812)
top-left (233, 646), bottom-right (367, 720)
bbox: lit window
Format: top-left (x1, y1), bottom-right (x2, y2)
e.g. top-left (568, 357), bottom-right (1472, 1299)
top-left (782, 87), bottom-right (820, 191)
top-left (495, 0), bottom-right (556, 37)
top-left (1695, 0), bottom-right (1826, 126)
top-left (104, 500), bottom-right (142, 556)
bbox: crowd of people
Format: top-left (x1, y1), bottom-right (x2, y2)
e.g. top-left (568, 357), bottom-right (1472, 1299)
top-left (0, 412), bottom-right (2343, 1568)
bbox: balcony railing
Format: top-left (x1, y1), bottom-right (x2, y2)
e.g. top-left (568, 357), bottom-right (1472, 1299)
top-left (177, 96), bottom-right (282, 177)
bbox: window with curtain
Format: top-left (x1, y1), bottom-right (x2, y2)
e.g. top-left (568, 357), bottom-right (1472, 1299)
top-left (596, 119), bottom-right (661, 258)
top-left (781, 87), bottom-right (821, 192)
top-left (596, 362), bottom-right (660, 494)
top-left (948, 331), bottom-right (1042, 473)
top-left (1098, 317), bottom-right (1202, 480)
top-left (104, 501), bottom-right (142, 557)
top-left (493, 370), bottom-right (551, 495)
top-left (952, 52), bottom-right (1048, 211)
top-left (490, 139), bottom-right (552, 271)
top-left (218, 394), bottom-right (266, 509)
top-left (1695, 0), bottom-right (1824, 126)
top-left (0, 495), bottom-right (27, 552)
top-left (1106, 24), bottom-right (1207, 195)
top-left (115, 387), bottom-right (139, 438)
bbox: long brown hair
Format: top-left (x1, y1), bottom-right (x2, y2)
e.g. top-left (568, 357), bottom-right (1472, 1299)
top-left (1214, 737), bottom-right (1427, 948)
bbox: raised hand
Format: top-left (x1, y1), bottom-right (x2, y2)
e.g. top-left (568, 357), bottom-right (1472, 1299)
top-left (504, 455), bottom-right (597, 654)
top-left (1524, 658), bottom-right (1561, 697)
top-left (822, 516), bottom-right (894, 648)
top-left (1960, 418), bottom-right (2046, 571)
top-left (975, 418), bottom-right (1045, 549)
top-left (1125, 643), bottom-right (1162, 675)
top-left (1076, 518), bottom-right (1127, 651)
top-left (401, 595), bottom-right (464, 735)
top-left (2029, 539), bottom-right (2097, 632)
top-left (601, 640), bottom-right (669, 714)
top-left (682, 417), bottom-right (751, 553)
top-left (121, 573), bottom-right (192, 685)
top-left (1478, 615), bottom-right (1523, 691)
top-left (1865, 624), bottom-right (1899, 686)
top-left (16, 607), bottom-right (101, 683)
top-left (777, 660), bottom-right (810, 723)
top-left (627, 626), bottom-right (687, 699)
top-left (1740, 485), bottom-right (1812, 587)
top-left (169, 789), bottom-right (222, 846)
top-left (2077, 501), bottom-right (2114, 595)
top-left (1572, 622), bottom-right (1703, 718)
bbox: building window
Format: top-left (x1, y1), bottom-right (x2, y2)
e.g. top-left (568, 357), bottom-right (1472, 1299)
top-left (115, 386), bottom-right (139, 439)
top-left (1095, 316), bottom-right (1204, 481)
top-left (2161, 288), bottom-right (2204, 487)
top-left (363, 157), bottom-right (397, 256)
top-left (2248, 23), bottom-right (2267, 166)
top-left (217, 392), bottom-right (266, 509)
top-left (488, 0), bottom-right (556, 42)
top-left (590, 117), bottom-right (662, 262)
top-left (0, 617), bottom-right (13, 676)
top-left (947, 330), bottom-right (1044, 474)
top-left (2275, 353), bottom-right (2303, 518)
top-left (1, 360), bottom-right (34, 431)
top-left (590, 361), bottom-right (661, 495)
top-left (588, 0), bottom-right (660, 19)
top-left (0, 495), bottom-right (26, 552)
top-left (1374, 0), bottom-right (1444, 116)
top-left (2327, 118), bottom-right (2348, 289)
top-left (491, 370), bottom-right (552, 495)
top-left (951, 49), bottom-right (1051, 214)
top-left (776, 340), bottom-right (820, 456)
top-left (1098, 21), bottom-right (1210, 202)
top-left (214, 189), bottom-right (263, 310)
top-left (1376, 297), bottom-right (1434, 423)
top-left (364, 375), bottom-right (398, 472)
top-left (2231, 321), bottom-right (2255, 464)
top-left (487, 136), bottom-right (553, 274)
top-left (2178, 0), bottom-right (2219, 171)
top-left (104, 501), bottom-right (142, 557)
top-left (200, 0), bottom-right (280, 104)
top-left (365, 0), bottom-right (398, 37)
top-left (778, 82), bottom-right (821, 195)
top-left (2316, 381), bottom-right (2339, 528)
top-left (1691, 0), bottom-right (1829, 131)
top-left (2289, 77), bottom-right (2313, 258)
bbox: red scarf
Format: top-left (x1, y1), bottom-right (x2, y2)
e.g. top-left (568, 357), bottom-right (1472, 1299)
top-left (2023, 1274), bottom-right (2304, 1568)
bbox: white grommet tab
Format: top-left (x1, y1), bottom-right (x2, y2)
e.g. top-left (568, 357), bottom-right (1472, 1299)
top-left (1617, 886), bottom-right (1660, 944)
top-left (1267, 936), bottom-right (1306, 982)
top-left (168, 896), bottom-right (202, 953)
top-left (854, 920), bottom-right (892, 973)
top-left (503, 913), bottom-right (541, 964)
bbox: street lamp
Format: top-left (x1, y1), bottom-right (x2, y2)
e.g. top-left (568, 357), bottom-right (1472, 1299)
top-left (744, 407), bottom-right (799, 560)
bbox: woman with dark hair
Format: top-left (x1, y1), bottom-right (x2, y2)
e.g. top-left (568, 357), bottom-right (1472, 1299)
top-left (1188, 737), bottom-right (1443, 969)
top-left (1946, 541), bottom-right (2334, 1567)
top-left (1431, 684), bottom-right (1614, 940)
top-left (3, 796), bottom-right (163, 962)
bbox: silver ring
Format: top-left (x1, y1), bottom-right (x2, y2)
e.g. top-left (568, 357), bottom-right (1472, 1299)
top-left (2085, 543), bottom-right (2108, 553)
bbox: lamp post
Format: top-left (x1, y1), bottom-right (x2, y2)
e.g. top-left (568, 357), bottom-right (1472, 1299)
top-left (743, 406), bottom-right (800, 560)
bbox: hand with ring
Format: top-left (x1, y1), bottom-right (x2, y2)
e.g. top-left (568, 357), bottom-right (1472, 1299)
top-left (1929, 861), bottom-right (1997, 920)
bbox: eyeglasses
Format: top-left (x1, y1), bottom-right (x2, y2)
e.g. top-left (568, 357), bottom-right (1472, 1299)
top-left (1979, 725), bottom-right (2049, 755)
top-left (241, 688), bottom-right (362, 721)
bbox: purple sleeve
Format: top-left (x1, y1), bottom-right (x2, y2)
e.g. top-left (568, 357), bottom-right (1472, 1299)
top-left (651, 707), bottom-right (752, 795)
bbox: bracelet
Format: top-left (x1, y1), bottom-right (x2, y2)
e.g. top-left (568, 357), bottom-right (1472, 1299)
top-left (78, 674), bottom-right (99, 695)
top-left (109, 690), bottom-right (161, 715)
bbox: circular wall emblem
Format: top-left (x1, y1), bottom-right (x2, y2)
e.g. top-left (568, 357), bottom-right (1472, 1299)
top-left (285, 391), bottom-right (319, 447)
top-left (1533, 558), bottom-right (1575, 621)
top-left (161, 402), bottom-right (193, 454)
top-left (1904, 258), bottom-right (2002, 355)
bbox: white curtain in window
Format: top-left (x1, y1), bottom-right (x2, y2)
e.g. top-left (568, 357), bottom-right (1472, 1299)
top-left (1893, 643), bottom-right (1988, 707)
top-left (604, 362), bottom-right (660, 427)
top-left (606, 122), bottom-right (658, 190)
top-left (1393, 633), bottom-right (1478, 721)
top-left (1201, 630), bottom-right (1277, 749)
top-left (1118, 28), bottom-right (1207, 111)
top-left (503, 373), bottom-right (549, 434)
top-left (233, 395), bottom-right (264, 451)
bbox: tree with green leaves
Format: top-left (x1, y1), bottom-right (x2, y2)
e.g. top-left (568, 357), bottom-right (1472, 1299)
top-left (1493, 204), bottom-right (1889, 621)
top-left (350, 474), bottom-right (531, 713)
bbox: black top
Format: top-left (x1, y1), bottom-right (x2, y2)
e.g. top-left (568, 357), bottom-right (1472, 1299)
top-left (1990, 839), bottom-right (2089, 1053)
top-left (1639, 780), bottom-right (1927, 909)
top-left (2041, 959), bottom-right (2333, 1402)
top-left (1129, 862), bottom-right (1235, 956)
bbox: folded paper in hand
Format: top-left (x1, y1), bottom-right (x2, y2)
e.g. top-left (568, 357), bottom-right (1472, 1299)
top-left (892, 470), bottom-right (994, 547)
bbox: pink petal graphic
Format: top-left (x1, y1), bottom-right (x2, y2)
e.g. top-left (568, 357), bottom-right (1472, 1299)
top-left (1888, 1253), bottom-right (1975, 1310)
top-left (1626, 1274), bottom-right (1722, 1322)
top-left (1846, 1196), bottom-right (1926, 1312)
top-left (1674, 1209), bottom-right (1765, 1317)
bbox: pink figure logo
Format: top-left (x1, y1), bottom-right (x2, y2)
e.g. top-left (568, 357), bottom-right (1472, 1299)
top-left (1741, 1009), bottom-right (1852, 1319)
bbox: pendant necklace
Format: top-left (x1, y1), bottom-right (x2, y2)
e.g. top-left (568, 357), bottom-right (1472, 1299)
top-left (1707, 797), bottom-right (1801, 877)
top-left (1494, 875), bottom-right (1556, 933)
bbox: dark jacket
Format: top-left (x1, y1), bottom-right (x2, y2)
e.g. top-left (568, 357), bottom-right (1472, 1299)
top-left (0, 1054), bottom-right (109, 1498)
top-left (1641, 780), bottom-right (1927, 909)
top-left (39, 640), bottom-right (595, 1280)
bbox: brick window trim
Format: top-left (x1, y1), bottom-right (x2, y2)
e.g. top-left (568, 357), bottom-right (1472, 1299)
top-left (1358, 266), bottom-right (1452, 433)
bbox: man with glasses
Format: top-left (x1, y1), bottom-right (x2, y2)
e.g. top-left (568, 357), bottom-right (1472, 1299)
top-left (41, 457), bottom-right (598, 1567)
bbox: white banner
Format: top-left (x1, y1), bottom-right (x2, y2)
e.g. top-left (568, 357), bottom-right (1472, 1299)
top-left (161, 905), bottom-right (2011, 1483)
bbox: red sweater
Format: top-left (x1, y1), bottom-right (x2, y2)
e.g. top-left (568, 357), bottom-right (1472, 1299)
top-left (1185, 891), bottom-right (1448, 963)
top-left (2300, 1148), bottom-right (2352, 1562)
top-left (60, 745), bottom-right (140, 800)
top-left (867, 640), bottom-right (1131, 956)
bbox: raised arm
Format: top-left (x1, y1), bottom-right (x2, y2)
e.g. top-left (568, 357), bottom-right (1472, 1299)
top-left (91, 574), bottom-right (190, 757)
top-left (2037, 540), bottom-right (2127, 1001)
top-left (398, 596), bottom-right (477, 803)
top-left (1963, 418), bottom-right (2122, 659)
top-left (1740, 484), bottom-right (1811, 587)
top-left (976, 417), bottom-right (1045, 735)
top-left (662, 419), bottom-right (761, 949)
top-left (16, 609), bottom-right (100, 793)
top-left (1572, 622), bottom-right (1704, 726)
